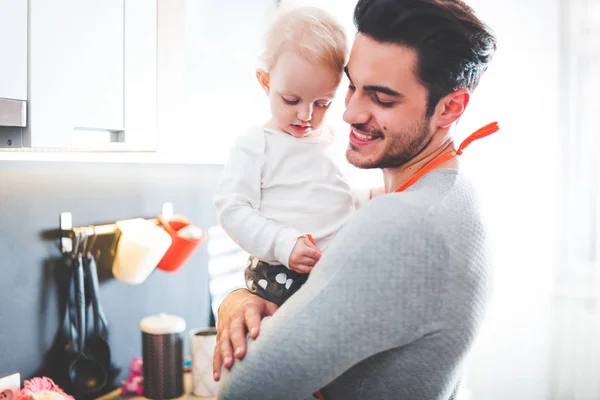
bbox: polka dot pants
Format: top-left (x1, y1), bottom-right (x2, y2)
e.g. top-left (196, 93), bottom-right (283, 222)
top-left (244, 257), bottom-right (309, 306)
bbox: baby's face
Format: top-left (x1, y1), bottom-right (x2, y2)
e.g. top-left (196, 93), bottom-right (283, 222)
top-left (262, 51), bottom-right (341, 138)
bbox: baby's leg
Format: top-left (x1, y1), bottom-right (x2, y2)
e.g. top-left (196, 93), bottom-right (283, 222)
top-left (244, 257), bottom-right (309, 306)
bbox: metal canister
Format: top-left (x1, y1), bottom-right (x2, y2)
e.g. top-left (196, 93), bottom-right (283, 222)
top-left (140, 313), bottom-right (186, 399)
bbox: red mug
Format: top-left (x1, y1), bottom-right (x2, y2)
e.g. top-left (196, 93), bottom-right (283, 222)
top-left (156, 216), bottom-right (207, 272)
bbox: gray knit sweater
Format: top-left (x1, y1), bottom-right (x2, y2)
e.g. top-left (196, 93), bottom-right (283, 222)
top-left (217, 169), bottom-right (492, 400)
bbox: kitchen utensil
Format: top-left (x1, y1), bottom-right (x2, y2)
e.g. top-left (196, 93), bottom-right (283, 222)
top-left (62, 256), bottom-right (78, 356)
top-left (83, 250), bottom-right (111, 371)
top-left (67, 252), bottom-right (107, 393)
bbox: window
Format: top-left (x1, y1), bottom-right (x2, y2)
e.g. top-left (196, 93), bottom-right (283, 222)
top-left (162, 0), bottom-right (277, 163)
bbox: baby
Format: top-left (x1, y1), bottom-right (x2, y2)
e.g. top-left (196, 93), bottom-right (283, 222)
top-left (214, 6), bottom-right (379, 306)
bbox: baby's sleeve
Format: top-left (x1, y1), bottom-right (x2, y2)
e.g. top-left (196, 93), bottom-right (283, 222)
top-left (351, 188), bottom-right (371, 209)
top-left (214, 129), bottom-right (303, 267)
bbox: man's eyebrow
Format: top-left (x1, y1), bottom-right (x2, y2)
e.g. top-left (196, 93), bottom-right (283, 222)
top-left (344, 66), bottom-right (403, 97)
top-left (364, 85), bottom-right (402, 97)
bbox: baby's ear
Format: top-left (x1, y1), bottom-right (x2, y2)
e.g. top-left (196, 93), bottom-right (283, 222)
top-left (256, 69), bottom-right (270, 95)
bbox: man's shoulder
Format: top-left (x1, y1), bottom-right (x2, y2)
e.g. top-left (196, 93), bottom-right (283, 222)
top-left (351, 170), bottom-right (479, 232)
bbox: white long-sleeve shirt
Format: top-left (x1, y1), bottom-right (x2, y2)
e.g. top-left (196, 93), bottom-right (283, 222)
top-left (214, 126), bottom-right (368, 268)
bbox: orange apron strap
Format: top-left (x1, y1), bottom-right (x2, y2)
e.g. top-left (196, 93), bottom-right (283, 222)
top-left (396, 121), bottom-right (500, 192)
top-left (457, 121), bottom-right (499, 155)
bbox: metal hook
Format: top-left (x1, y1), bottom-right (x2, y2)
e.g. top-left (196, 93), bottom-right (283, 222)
top-left (71, 231), bottom-right (81, 260)
top-left (109, 228), bottom-right (121, 258)
top-left (86, 226), bottom-right (98, 256)
top-left (80, 231), bottom-right (89, 258)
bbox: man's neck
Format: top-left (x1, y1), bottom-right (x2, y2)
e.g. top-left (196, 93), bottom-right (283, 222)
top-left (382, 134), bottom-right (458, 193)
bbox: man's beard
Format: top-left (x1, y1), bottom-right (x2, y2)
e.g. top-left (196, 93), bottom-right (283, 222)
top-left (346, 118), bottom-right (431, 169)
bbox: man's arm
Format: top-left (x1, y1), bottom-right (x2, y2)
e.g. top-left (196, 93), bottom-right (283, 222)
top-left (217, 201), bottom-right (448, 399)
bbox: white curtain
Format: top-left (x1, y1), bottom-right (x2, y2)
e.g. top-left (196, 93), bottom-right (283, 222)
top-left (549, 0), bottom-right (600, 398)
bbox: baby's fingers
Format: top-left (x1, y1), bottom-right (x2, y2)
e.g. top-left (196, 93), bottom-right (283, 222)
top-left (290, 263), bottom-right (314, 274)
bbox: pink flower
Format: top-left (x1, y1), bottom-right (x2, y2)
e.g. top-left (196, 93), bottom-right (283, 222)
top-left (15, 377), bottom-right (73, 400)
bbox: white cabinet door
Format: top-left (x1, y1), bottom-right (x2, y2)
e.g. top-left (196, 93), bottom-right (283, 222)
top-left (29, 0), bottom-right (124, 148)
top-left (0, 0), bottom-right (27, 100)
top-left (28, 0), bottom-right (157, 150)
top-left (123, 0), bottom-right (158, 151)
top-left (28, 0), bottom-right (76, 147)
top-left (70, 0), bottom-right (124, 132)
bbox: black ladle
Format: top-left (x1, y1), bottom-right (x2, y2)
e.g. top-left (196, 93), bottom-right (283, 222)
top-left (68, 252), bottom-right (108, 393)
top-left (83, 250), bottom-right (111, 369)
top-left (62, 256), bottom-right (78, 354)
top-left (63, 235), bottom-right (80, 354)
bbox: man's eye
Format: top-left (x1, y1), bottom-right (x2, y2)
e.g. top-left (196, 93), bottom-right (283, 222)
top-left (374, 96), bottom-right (394, 107)
top-left (348, 83), bottom-right (356, 91)
top-left (282, 97), bottom-right (299, 105)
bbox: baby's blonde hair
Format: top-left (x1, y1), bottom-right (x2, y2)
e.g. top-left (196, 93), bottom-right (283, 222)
top-left (261, 6), bottom-right (348, 74)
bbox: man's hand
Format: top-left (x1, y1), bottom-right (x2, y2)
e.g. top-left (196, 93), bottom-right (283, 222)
top-left (288, 237), bottom-right (322, 273)
top-left (213, 289), bottom-right (279, 381)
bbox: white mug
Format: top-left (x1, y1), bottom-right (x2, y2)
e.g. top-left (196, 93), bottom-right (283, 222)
top-left (112, 218), bottom-right (172, 285)
top-left (190, 327), bottom-right (220, 397)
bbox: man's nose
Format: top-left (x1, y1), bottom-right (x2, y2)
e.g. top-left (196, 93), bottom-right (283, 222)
top-left (343, 93), bottom-right (369, 125)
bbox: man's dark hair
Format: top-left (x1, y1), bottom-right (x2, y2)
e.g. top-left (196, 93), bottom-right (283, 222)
top-left (354, 0), bottom-right (497, 115)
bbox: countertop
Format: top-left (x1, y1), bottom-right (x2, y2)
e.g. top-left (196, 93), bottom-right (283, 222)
top-left (96, 373), bottom-right (216, 400)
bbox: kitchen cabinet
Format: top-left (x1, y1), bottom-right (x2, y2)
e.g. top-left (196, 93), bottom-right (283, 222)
top-left (0, 0), bottom-right (27, 101)
top-left (70, 0), bottom-right (124, 134)
top-left (13, 0), bottom-right (158, 150)
top-left (0, 0), bottom-right (27, 134)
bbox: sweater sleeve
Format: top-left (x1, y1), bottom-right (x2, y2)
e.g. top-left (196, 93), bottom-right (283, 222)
top-left (217, 199), bottom-right (451, 400)
top-left (214, 129), bottom-right (303, 267)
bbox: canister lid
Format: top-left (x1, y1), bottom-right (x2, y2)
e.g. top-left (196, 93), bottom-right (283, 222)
top-left (140, 313), bottom-right (186, 335)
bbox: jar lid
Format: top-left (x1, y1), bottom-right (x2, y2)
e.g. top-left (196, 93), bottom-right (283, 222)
top-left (140, 313), bottom-right (186, 335)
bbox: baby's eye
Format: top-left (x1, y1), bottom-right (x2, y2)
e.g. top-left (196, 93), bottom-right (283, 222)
top-left (315, 101), bottom-right (331, 109)
top-left (282, 96), bottom-right (299, 105)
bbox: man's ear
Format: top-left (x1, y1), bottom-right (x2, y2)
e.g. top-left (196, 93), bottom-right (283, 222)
top-left (434, 88), bottom-right (470, 128)
top-left (256, 69), bottom-right (270, 95)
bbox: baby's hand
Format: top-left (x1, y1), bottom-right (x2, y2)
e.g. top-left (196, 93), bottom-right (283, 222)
top-left (288, 237), bottom-right (322, 274)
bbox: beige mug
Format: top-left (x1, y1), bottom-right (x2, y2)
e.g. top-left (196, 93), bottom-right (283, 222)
top-left (112, 218), bottom-right (172, 284)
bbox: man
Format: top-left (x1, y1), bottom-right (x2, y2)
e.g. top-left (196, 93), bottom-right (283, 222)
top-left (213, 0), bottom-right (497, 398)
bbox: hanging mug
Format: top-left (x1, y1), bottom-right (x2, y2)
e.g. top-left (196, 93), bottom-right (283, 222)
top-left (112, 218), bottom-right (172, 284)
top-left (156, 215), bottom-right (207, 273)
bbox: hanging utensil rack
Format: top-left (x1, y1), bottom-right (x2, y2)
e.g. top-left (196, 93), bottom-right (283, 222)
top-left (59, 202), bottom-right (174, 254)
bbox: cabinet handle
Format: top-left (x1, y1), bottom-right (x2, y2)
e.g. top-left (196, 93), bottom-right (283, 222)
top-left (0, 98), bottom-right (26, 127)
top-left (73, 127), bottom-right (125, 143)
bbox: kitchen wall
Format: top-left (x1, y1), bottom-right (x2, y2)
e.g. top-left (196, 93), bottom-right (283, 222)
top-left (0, 161), bottom-right (223, 397)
